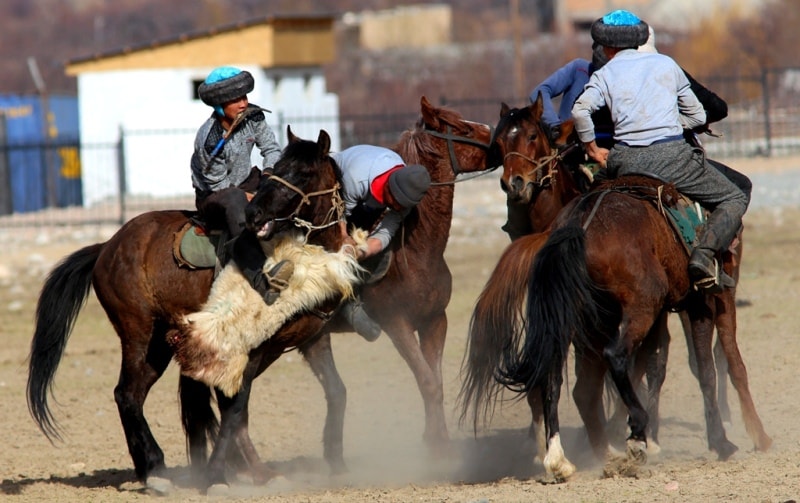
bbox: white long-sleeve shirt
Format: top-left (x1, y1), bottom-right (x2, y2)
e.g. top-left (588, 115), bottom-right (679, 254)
top-left (572, 49), bottom-right (706, 147)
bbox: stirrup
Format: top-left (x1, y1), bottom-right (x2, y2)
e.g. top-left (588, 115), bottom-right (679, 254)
top-left (691, 257), bottom-right (735, 294)
top-left (266, 260), bottom-right (293, 292)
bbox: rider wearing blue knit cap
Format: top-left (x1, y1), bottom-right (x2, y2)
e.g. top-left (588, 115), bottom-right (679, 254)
top-left (191, 66), bottom-right (291, 305)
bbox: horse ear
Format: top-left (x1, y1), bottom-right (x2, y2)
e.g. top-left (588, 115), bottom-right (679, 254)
top-left (317, 130), bottom-right (331, 156)
top-left (530, 92), bottom-right (544, 119)
top-left (553, 119), bottom-right (576, 146)
top-left (500, 102), bottom-right (510, 117)
top-left (421, 95), bottom-right (440, 129)
top-left (287, 125), bottom-right (299, 144)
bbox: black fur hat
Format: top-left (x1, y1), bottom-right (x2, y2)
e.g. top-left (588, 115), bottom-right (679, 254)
top-left (198, 67), bottom-right (254, 107)
top-left (591, 10), bottom-right (649, 49)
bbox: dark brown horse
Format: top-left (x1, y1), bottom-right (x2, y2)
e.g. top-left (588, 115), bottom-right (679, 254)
top-left (461, 99), bottom-right (743, 457)
top-left (473, 175), bottom-right (771, 481)
top-left (28, 129), bottom-right (350, 491)
top-left (27, 96), bottom-right (492, 491)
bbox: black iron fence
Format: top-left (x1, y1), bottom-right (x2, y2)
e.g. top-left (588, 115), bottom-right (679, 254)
top-left (3, 67), bottom-right (800, 227)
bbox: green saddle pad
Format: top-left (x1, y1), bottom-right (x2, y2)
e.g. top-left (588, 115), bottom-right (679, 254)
top-left (664, 199), bottom-right (705, 248)
top-left (177, 224), bottom-right (223, 269)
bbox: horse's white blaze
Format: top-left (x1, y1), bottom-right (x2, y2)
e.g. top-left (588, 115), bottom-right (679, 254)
top-left (543, 433), bottom-right (576, 481)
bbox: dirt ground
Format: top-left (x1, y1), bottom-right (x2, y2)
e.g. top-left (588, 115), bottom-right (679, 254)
top-left (1, 156), bottom-right (799, 502)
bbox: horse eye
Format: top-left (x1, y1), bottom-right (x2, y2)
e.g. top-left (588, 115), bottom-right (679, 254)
top-left (528, 133), bottom-right (537, 142)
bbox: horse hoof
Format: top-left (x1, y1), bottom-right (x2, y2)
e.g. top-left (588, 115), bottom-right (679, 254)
top-left (145, 475), bottom-right (173, 495)
top-left (756, 433), bottom-right (773, 452)
top-left (626, 439), bottom-right (648, 465)
top-left (715, 440), bottom-right (739, 461)
top-left (206, 483), bottom-right (231, 497)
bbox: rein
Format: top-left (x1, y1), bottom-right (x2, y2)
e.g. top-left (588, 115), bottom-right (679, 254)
top-left (424, 124), bottom-right (498, 187)
top-left (265, 174), bottom-right (345, 240)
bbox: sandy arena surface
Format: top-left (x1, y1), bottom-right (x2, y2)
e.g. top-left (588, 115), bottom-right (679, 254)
top-left (1, 155), bottom-right (799, 502)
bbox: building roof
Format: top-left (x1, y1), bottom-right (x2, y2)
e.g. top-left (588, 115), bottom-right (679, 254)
top-left (65, 13), bottom-right (337, 75)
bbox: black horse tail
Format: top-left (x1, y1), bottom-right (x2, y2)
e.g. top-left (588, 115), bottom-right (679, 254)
top-left (27, 243), bottom-right (103, 441)
top-left (458, 233), bottom-right (545, 432)
top-left (498, 225), bottom-right (601, 393)
top-left (179, 375), bottom-right (220, 468)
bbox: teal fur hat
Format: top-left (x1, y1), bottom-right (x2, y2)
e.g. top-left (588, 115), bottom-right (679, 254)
top-left (591, 10), bottom-right (649, 49)
top-left (198, 66), bottom-right (254, 115)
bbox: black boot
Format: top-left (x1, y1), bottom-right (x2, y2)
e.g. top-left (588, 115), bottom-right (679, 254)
top-left (231, 232), bottom-right (293, 305)
top-left (340, 298), bottom-right (382, 341)
top-left (688, 209), bottom-right (740, 293)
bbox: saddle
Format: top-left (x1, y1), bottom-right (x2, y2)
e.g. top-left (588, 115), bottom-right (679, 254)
top-left (173, 220), bottom-right (226, 269)
top-left (592, 175), bottom-right (705, 254)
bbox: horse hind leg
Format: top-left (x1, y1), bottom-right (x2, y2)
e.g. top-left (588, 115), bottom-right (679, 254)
top-left (714, 291), bottom-right (772, 452)
top-left (687, 304), bottom-right (739, 460)
top-left (542, 371), bottom-right (576, 482)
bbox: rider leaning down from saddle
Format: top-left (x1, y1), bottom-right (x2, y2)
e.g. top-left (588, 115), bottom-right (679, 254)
top-left (332, 144), bottom-right (431, 341)
top-left (190, 66), bottom-right (294, 306)
top-left (571, 10), bottom-right (749, 292)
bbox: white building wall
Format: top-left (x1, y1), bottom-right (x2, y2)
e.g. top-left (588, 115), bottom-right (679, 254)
top-left (77, 65), bottom-right (339, 206)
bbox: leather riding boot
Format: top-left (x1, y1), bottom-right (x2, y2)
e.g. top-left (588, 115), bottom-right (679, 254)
top-left (688, 208), bottom-right (740, 292)
top-left (231, 232), bottom-right (293, 306)
top-left (340, 297), bottom-right (382, 342)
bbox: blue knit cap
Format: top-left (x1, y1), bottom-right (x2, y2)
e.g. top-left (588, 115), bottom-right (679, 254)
top-left (591, 9), bottom-right (649, 48)
top-left (198, 66), bottom-right (255, 116)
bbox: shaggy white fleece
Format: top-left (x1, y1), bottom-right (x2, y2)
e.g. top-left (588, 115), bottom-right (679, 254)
top-left (179, 230), bottom-right (366, 397)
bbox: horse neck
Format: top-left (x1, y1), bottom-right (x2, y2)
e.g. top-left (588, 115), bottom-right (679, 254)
top-left (529, 160), bottom-right (584, 232)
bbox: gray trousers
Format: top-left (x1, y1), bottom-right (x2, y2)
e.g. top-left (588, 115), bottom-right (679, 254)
top-left (606, 140), bottom-right (748, 250)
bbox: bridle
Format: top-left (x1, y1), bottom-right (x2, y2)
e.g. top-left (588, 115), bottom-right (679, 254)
top-left (263, 173), bottom-right (345, 240)
top-left (502, 140), bottom-right (581, 189)
top-left (424, 123), bottom-right (494, 177)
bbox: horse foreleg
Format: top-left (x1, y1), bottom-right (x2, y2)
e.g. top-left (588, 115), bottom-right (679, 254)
top-left (204, 360), bottom-right (260, 490)
top-left (687, 301), bottom-right (739, 460)
top-left (178, 375), bottom-right (215, 479)
top-left (572, 351), bottom-right (610, 460)
top-left (542, 369), bottom-right (575, 482)
top-left (641, 312), bottom-right (670, 451)
top-left (388, 315), bottom-right (449, 456)
top-left (603, 320), bottom-right (649, 465)
top-left (300, 331), bottom-right (348, 475)
top-left (713, 290), bottom-right (772, 452)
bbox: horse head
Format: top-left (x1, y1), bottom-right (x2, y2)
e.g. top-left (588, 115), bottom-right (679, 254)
top-left (246, 126), bottom-right (343, 243)
top-left (490, 92), bottom-right (577, 205)
top-left (398, 96), bottom-right (493, 178)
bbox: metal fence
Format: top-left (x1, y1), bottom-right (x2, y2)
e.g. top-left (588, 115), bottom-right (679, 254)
top-left (3, 67), bottom-right (800, 228)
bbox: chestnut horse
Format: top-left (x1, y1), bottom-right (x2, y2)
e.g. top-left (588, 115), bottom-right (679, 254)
top-left (461, 99), bottom-right (670, 450)
top-left (249, 96), bottom-right (494, 456)
top-left (28, 96), bottom-right (492, 491)
top-left (460, 99), bottom-right (766, 479)
top-left (488, 176), bottom-right (771, 481)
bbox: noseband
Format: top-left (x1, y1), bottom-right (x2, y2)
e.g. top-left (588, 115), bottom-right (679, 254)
top-left (503, 141), bottom-right (582, 189)
top-left (265, 174), bottom-right (345, 239)
top-left (424, 124), bottom-right (493, 175)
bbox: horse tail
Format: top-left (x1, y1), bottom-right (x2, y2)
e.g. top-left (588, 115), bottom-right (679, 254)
top-left (498, 225), bottom-right (601, 393)
top-left (27, 243), bottom-right (103, 441)
top-left (178, 375), bottom-right (219, 467)
top-left (458, 233), bottom-right (545, 432)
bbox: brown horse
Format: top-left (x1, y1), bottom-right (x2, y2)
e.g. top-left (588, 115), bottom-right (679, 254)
top-left (27, 96), bottom-right (492, 491)
top-left (281, 96), bottom-right (494, 456)
top-left (479, 176), bottom-right (771, 481)
top-left (461, 98), bottom-right (742, 457)
top-left (28, 128), bottom-right (353, 491)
